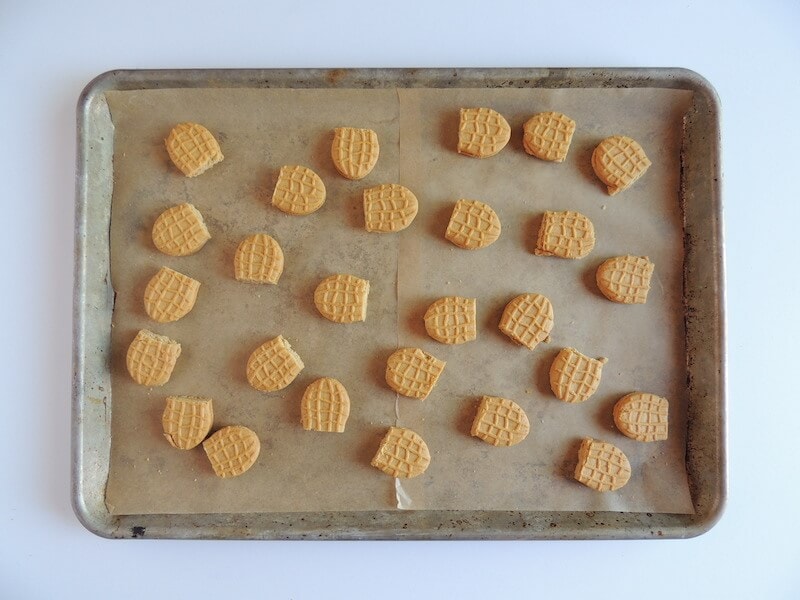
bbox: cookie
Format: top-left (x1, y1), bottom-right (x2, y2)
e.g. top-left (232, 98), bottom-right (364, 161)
top-left (613, 392), bottom-right (669, 442)
top-left (574, 438), bottom-right (631, 492)
top-left (385, 347), bottom-right (445, 400)
top-left (523, 111), bottom-right (576, 162)
top-left (234, 233), bottom-right (284, 284)
top-left (457, 107), bottom-right (511, 158)
top-left (592, 135), bottom-right (651, 195)
top-left (445, 199), bottom-right (502, 250)
top-left (534, 210), bottom-right (595, 259)
top-left (246, 335), bottom-right (304, 392)
top-left (143, 267), bottom-right (200, 323)
top-left (126, 329), bottom-right (181, 387)
top-left (331, 127), bottom-right (379, 180)
top-left (363, 184), bottom-right (418, 233)
top-left (162, 396), bottom-right (214, 450)
top-left (549, 348), bottom-right (607, 403)
top-left (314, 274), bottom-right (370, 323)
top-left (271, 165), bottom-right (326, 215)
top-left (203, 425), bottom-right (260, 478)
top-left (596, 255), bottom-right (655, 304)
top-left (424, 296), bottom-right (477, 345)
top-left (152, 203), bottom-right (211, 257)
top-left (498, 293), bottom-right (554, 350)
top-left (165, 122), bottom-right (224, 177)
top-left (471, 396), bottom-right (530, 447)
top-left (371, 427), bottom-right (431, 478)
top-left (301, 377), bottom-right (351, 433)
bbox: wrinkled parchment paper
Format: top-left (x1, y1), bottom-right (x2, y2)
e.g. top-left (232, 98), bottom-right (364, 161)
top-left (104, 85), bottom-right (694, 515)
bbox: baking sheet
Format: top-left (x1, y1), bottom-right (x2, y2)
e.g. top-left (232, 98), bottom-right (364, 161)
top-left (104, 85), bottom-right (694, 515)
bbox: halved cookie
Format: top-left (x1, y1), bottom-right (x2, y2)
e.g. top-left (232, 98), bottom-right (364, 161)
top-left (165, 122), bottom-right (223, 177)
top-left (371, 427), bottom-right (431, 478)
top-left (471, 396), bottom-right (530, 447)
top-left (152, 203), bottom-right (211, 257)
top-left (246, 335), bottom-right (304, 392)
top-left (385, 347), bottom-right (445, 400)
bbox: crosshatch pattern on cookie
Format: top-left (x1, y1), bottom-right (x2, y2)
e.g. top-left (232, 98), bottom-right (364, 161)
top-left (458, 107), bottom-right (511, 158)
top-left (535, 210), bottom-right (595, 259)
top-left (575, 438), bottom-right (631, 492)
top-left (272, 165), bottom-right (326, 215)
top-left (445, 199), bottom-right (501, 249)
top-left (301, 377), bottom-right (351, 433)
top-left (144, 267), bottom-right (200, 323)
top-left (162, 396), bottom-right (214, 450)
top-left (246, 336), bottom-right (304, 392)
top-left (371, 427), bottom-right (431, 478)
top-left (363, 184), bottom-right (418, 232)
top-left (424, 296), bottom-right (477, 344)
top-left (386, 348), bottom-right (446, 399)
top-left (165, 122), bottom-right (224, 177)
top-left (234, 233), bottom-right (284, 284)
top-left (152, 203), bottom-right (211, 256)
top-left (523, 112), bottom-right (576, 162)
top-left (596, 255), bottom-right (655, 304)
top-left (614, 392), bottom-right (669, 442)
top-left (126, 330), bottom-right (182, 386)
top-left (332, 127), bottom-right (380, 180)
top-left (203, 426), bottom-right (260, 478)
top-left (550, 348), bottom-right (607, 403)
top-left (314, 274), bottom-right (370, 323)
top-left (499, 294), bottom-right (554, 350)
top-left (592, 135), bottom-right (651, 195)
top-left (471, 396), bottom-right (530, 447)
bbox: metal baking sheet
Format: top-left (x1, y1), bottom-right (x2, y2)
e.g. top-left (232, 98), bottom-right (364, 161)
top-left (72, 68), bottom-right (725, 539)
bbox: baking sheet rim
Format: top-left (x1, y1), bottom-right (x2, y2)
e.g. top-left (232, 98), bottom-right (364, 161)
top-left (72, 67), bottom-right (725, 540)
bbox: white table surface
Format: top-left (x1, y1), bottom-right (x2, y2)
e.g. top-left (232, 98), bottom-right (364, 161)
top-left (1, 1), bottom-right (798, 598)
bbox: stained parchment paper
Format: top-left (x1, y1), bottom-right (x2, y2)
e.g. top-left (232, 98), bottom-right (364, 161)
top-left (104, 85), bottom-right (694, 515)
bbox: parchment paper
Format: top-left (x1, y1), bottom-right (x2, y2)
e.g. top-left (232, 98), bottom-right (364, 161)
top-left (104, 85), bottom-right (694, 515)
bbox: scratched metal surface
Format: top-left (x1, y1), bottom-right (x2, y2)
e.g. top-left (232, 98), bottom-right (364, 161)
top-left (72, 68), bottom-right (724, 539)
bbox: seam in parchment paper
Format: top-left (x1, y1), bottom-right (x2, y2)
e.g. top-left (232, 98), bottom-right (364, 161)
top-left (393, 87), bottom-right (412, 510)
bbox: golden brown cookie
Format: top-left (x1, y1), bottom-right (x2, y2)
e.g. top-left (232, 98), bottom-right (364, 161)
top-left (498, 293), bottom-right (554, 350)
top-left (165, 122), bottom-right (224, 177)
top-left (143, 267), bottom-right (200, 323)
top-left (331, 127), bottom-right (379, 180)
top-left (445, 199), bottom-right (502, 249)
top-left (471, 396), bottom-right (530, 447)
top-left (596, 255), bottom-right (655, 304)
top-left (371, 427), bottom-right (431, 478)
top-left (613, 392), bottom-right (669, 442)
top-left (271, 165), bottom-right (326, 215)
top-left (592, 135), bottom-right (651, 195)
top-left (385, 347), bottom-right (445, 400)
top-left (301, 377), bottom-right (351, 433)
top-left (523, 112), bottom-right (576, 162)
top-left (126, 329), bottom-right (181, 387)
top-left (363, 184), bottom-right (418, 232)
top-left (457, 107), bottom-right (511, 158)
top-left (574, 438), bottom-right (631, 492)
top-left (234, 233), bottom-right (284, 284)
top-left (203, 425), bottom-right (260, 478)
top-left (246, 335), bottom-right (304, 392)
top-left (162, 396), bottom-right (214, 450)
top-left (314, 274), bottom-right (370, 323)
top-left (152, 203), bottom-right (211, 257)
top-left (534, 210), bottom-right (595, 259)
top-left (549, 348), bottom-right (607, 403)
top-left (424, 296), bottom-right (477, 345)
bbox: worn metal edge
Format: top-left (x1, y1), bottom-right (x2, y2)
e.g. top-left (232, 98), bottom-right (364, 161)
top-left (72, 73), bottom-right (117, 538)
top-left (72, 67), bottom-right (725, 540)
top-left (677, 70), bottom-right (727, 538)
